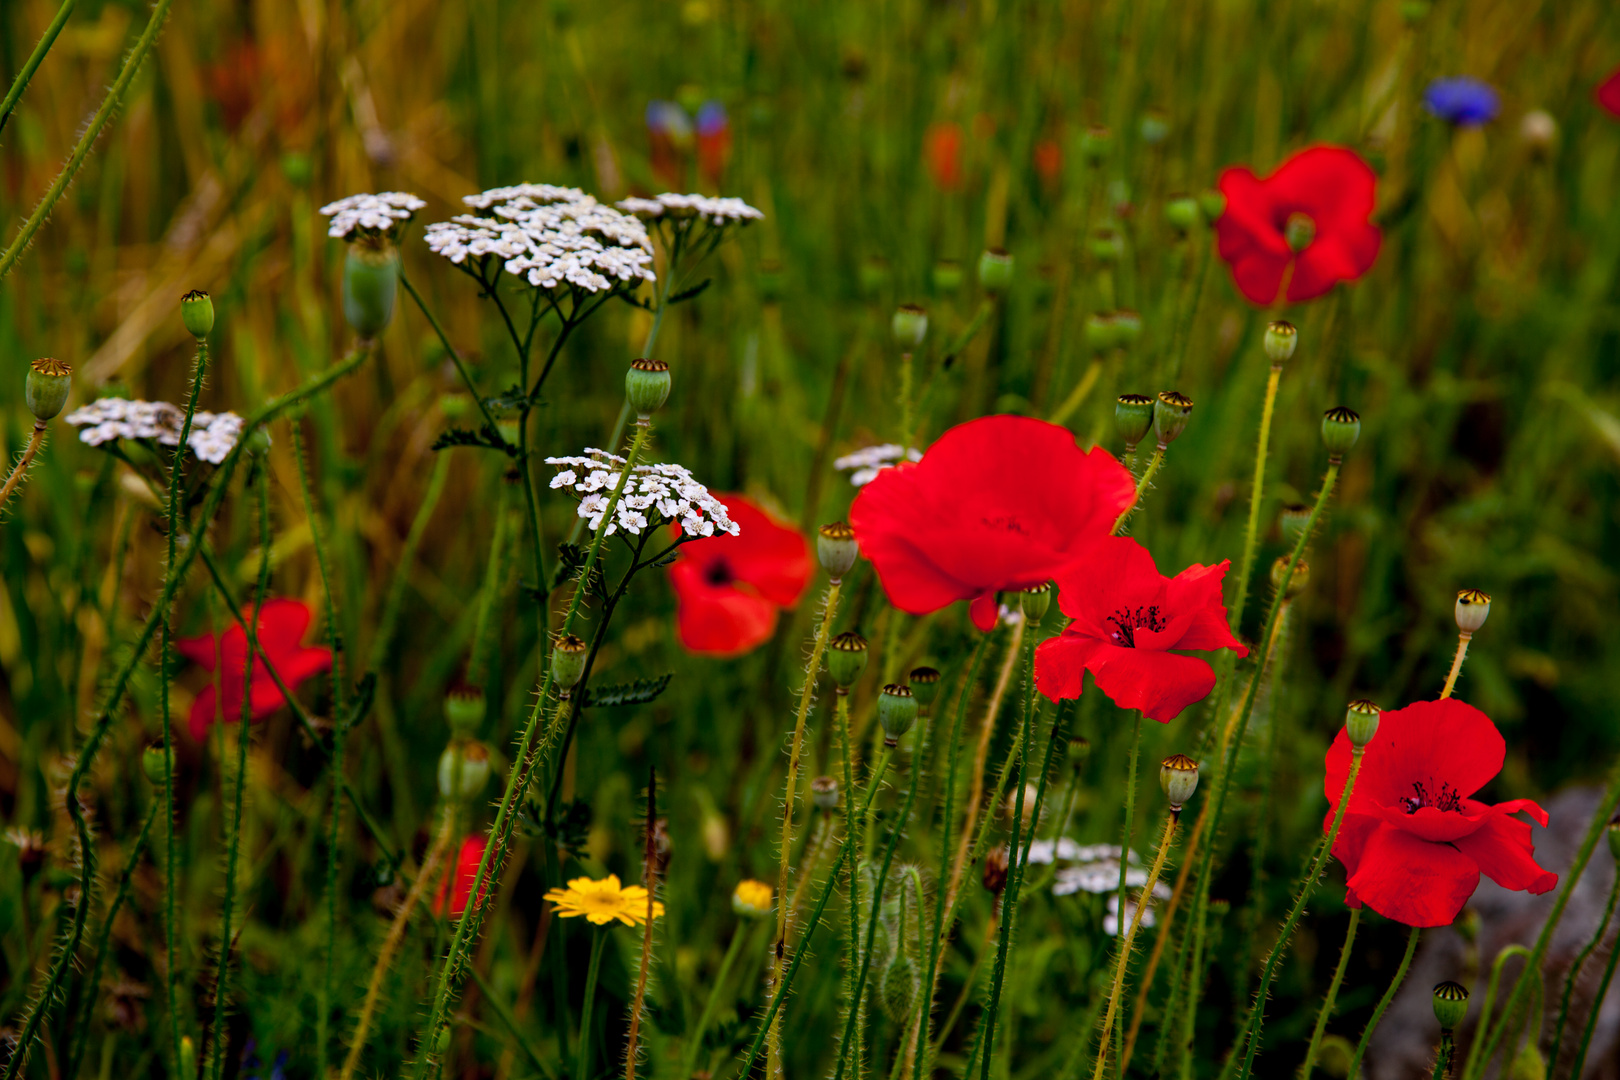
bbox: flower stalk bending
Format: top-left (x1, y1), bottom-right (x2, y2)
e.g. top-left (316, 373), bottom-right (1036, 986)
top-left (1094, 809), bottom-right (1180, 1080)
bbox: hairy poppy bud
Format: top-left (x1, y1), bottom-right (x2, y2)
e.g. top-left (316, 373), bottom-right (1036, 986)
top-left (880, 945), bottom-right (919, 1025)
top-left (1279, 504), bottom-right (1312, 547)
top-left (982, 845), bottom-right (1010, 894)
top-left (1021, 582), bottom-right (1052, 622)
top-left (827, 631), bottom-right (869, 689)
top-left (1159, 754), bottom-right (1200, 813)
top-left (1165, 194), bottom-right (1200, 233)
top-left (878, 684), bottom-right (919, 747)
top-left (811, 776), bottom-right (840, 811)
top-left (181, 289), bottom-right (215, 340)
top-left (1432, 981), bottom-right (1469, 1033)
top-left (1088, 228), bottom-right (1125, 264)
top-left (1270, 555), bottom-right (1309, 598)
top-left (1080, 126), bottom-right (1112, 167)
top-left (1153, 391), bottom-right (1194, 447)
top-left (818, 520), bottom-right (860, 581)
top-left (1198, 190), bottom-right (1227, 223)
top-left (438, 740), bottom-right (491, 799)
top-left (343, 237), bottom-right (399, 338)
top-left (142, 745), bottom-right (167, 785)
top-left (625, 358), bottom-right (672, 418)
top-left (552, 635), bottom-right (589, 692)
top-left (1115, 394), bottom-right (1155, 448)
top-left (1264, 321), bottom-right (1298, 365)
top-left (908, 667), bottom-right (941, 710)
top-left (1068, 735), bottom-right (1091, 765)
top-left (932, 259), bottom-right (964, 294)
top-left (1321, 406), bottom-right (1362, 459)
top-left (732, 879), bottom-right (774, 918)
top-left (1454, 589), bottom-right (1491, 635)
top-left (891, 304), bottom-right (928, 348)
top-left (1345, 700), bottom-right (1381, 748)
top-left (25, 357), bottom-right (72, 421)
top-left (444, 685), bottom-right (485, 736)
top-left (978, 248), bottom-right (1014, 293)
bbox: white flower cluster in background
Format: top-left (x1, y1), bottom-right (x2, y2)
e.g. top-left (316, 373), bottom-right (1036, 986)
top-left (319, 192), bottom-right (426, 239)
top-left (65, 399), bottom-right (257, 464)
top-left (425, 185), bottom-right (655, 293)
top-left (833, 443), bottom-right (922, 487)
top-left (616, 193), bottom-right (765, 225)
top-left (545, 449), bottom-right (739, 538)
top-left (1032, 840), bottom-right (1174, 902)
top-left (1104, 894), bottom-right (1161, 938)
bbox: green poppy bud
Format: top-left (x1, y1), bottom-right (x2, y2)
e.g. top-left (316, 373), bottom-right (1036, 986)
top-left (438, 740), bottom-right (492, 799)
top-left (1139, 112), bottom-right (1170, 146)
top-left (1454, 589), bottom-right (1491, 635)
top-left (1080, 126), bottom-right (1113, 166)
top-left (1115, 394), bottom-right (1155, 448)
top-left (892, 304), bottom-right (928, 348)
top-left (1264, 321), bottom-right (1298, 365)
top-left (977, 248), bottom-right (1013, 293)
top-left (1021, 582), bottom-right (1052, 622)
top-left (1197, 190), bottom-right (1227, 223)
top-left (25, 357), bottom-right (72, 421)
top-left (1279, 504), bottom-right (1312, 547)
top-left (878, 684), bottom-right (919, 747)
top-left (1285, 212), bottom-right (1317, 254)
top-left (1270, 555), bottom-right (1309, 599)
top-left (908, 667), bottom-right (941, 710)
top-left (811, 775), bottom-right (840, 811)
top-left (932, 259), bottom-right (964, 294)
top-left (1321, 406), bottom-right (1362, 460)
top-left (1068, 735), bottom-right (1091, 764)
top-left (625, 357), bottom-right (672, 418)
top-left (1113, 310), bottom-right (1143, 347)
top-left (859, 256), bottom-right (892, 298)
top-left (444, 685), bottom-right (485, 736)
top-left (1159, 754), bottom-right (1200, 814)
top-left (343, 238), bottom-right (399, 339)
top-left (142, 745), bottom-right (167, 785)
top-left (1431, 981), bottom-right (1469, 1033)
top-left (551, 634), bottom-right (589, 693)
top-left (1085, 312), bottom-right (1119, 353)
top-left (1153, 391), bottom-right (1194, 447)
top-left (1088, 228), bottom-right (1125, 264)
top-left (1165, 194), bottom-right (1201, 233)
top-left (1345, 700), bottom-right (1381, 748)
top-left (817, 521), bottom-right (860, 582)
top-left (181, 289), bottom-right (215, 340)
top-left (827, 631), bottom-right (869, 690)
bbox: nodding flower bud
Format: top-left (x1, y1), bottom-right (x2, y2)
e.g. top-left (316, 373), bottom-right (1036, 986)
top-left (438, 740), bottom-right (492, 799)
top-left (982, 845), bottom-right (1010, 894)
top-left (1264, 321), bottom-right (1298, 365)
top-left (1270, 555), bottom-right (1309, 599)
top-left (1285, 212), bottom-right (1316, 253)
top-left (977, 248), bottom-right (1014, 293)
top-left (811, 775), bottom-right (840, 811)
top-left (878, 684), bottom-right (919, 747)
top-left (342, 237), bottom-right (399, 339)
top-left (1115, 394), bottom-right (1155, 448)
top-left (1345, 700), bottom-right (1381, 748)
top-left (1454, 589), bottom-right (1491, 635)
top-left (625, 358), bottom-right (672, 418)
top-left (181, 289), bottom-right (215, 340)
top-left (1112, 310), bottom-right (1144, 347)
top-left (827, 631), bottom-right (870, 689)
top-left (1321, 406), bottom-right (1362, 460)
top-left (25, 358), bottom-right (72, 422)
top-left (551, 635), bottom-right (589, 693)
top-left (817, 521), bottom-right (860, 582)
top-left (1080, 126), bottom-right (1113, 167)
top-left (1432, 981), bottom-right (1469, 1032)
top-left (1279, 504), bottom-right (1312, 547)
top-left (1021, 582), bottom-right (1052, 622)
top-left (142, 744), bottom-right (167, 785)
top-left (1088, 228), bottom-right (1125, 264)
top-left (932, 259), bottom-right (964, 294)
top-left (1160, 754), bottom-right (1200, 813)
top-left (732, 879), bottom-right (774, 919)
top-left (1165, 194), bottom-right (1201, 233)
top-left (891, 304), bottom-right (929, 348)
top-left (444, 685), bottom-right (485, 736)
top-left (1153, 391), bottom-right (1195, 447)
top-left (908, 667), bottom-right (942, 710)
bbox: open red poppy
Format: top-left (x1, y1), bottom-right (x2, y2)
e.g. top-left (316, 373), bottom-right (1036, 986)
top-left (1034, 536), bottom-right (1246, 722)
top-left (851, 415), bottom-right (1135, 633)
top-left (1215, 145), bottom-right (1382, 305)
top-left (1323, 699), bottom-right (1556, 928)
top-left (434, 835), bottom-right (489, 918)
top-left (925, 122), bottom-right (963, 190)
top-left (1599, 67), bottom-right (1620, 118)
top-left (668, 494), bottom-right (812, 656)
top-left (176, 597), bottom-right (332, 741)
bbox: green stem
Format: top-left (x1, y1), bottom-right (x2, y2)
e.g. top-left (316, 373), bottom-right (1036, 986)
top-left (1094, 813), bottom-right (1179, 1080)
top-left (1112, 448), bottom-right (1166, 535)
top-left (1346, 926), bottom-right (1421, 1080)
top-left (683, 923), bottom-right (751, 1080)
top-left (1567, 903), bottom-right (1620, 1080)
top-left (468, 483), bottom-right (513, 689)
top-left (1230, 365), bottom-right (1283, 637)
top-left (399, 271), bottom-right (506, 446)
top-left (1299, 908), bottom-right (1360, 1080)
top-left (1548, 864), bottom-right (1620, 1067)
top-left (0, 0), bottom-right (76, 139)
top-left (839, 690), bottom-right (864, 1080)
top-left (1461, 945), bottom-right (1532, 1080)
top-left (575, 931), bottom-right (609, 1080)
top-left (944, 298), bottom-right (996, 365)
top-left (469, 965), bottom-right (558, 1080)
top-left (368, 450), bottom-right (452, 672)
top-left (0, 420), bottom-right (46, 515)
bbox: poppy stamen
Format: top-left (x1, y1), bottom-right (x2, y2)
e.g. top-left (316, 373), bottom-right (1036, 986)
top-left (1106, 605), bottom-right (1166, 648)
top-left (704, 559), bottom-right (736, 587)
top-left (1401, 780), bottom-right (1464, 815)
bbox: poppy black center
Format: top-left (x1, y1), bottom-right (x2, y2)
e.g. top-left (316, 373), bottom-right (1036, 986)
top-left (1401, 780), bottom-right (1463, 815)
top-left (1107, 605), bottom-right (1165, 648)
top-left (980, 514), bottom-right (1030, 535)
top-left (705, 558), bottom-right (736, 587)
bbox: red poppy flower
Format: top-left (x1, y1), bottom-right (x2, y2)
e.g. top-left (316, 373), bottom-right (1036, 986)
top-left (177, 598), bottom-right (332, 741)
top-left (1033, 139), bottom-right (1063, 189)
top-left (1215, 145), bottom-right (1382, 305)
top-left (1598, 67), bottom-right (1620, 118)
top-left (925, 123), bottom-right (963, 190)
top-left (668, 494), bottom-right (812, 656)
top-left (850, 416), bottom-right (1136, 634)
top-left (1323, 699), bottom-right (1556, 928)
top-left (1033, 536), bottom-right (1246, 722)
top-left (434, 835), bottom-right (489, 918)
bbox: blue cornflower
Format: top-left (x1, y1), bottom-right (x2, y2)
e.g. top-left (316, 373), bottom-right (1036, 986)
top-left (1423, 77), bottom-right (1500, 126)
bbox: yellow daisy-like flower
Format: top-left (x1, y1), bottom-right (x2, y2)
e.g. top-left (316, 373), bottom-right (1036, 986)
top-left (543, 874), bottom-right (665, 927)
top-left (732, 879), bottom-right (774, 919)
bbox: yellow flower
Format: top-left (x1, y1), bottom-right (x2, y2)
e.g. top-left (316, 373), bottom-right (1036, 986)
top-left (732, 879), bottom-right (774, 919)
top-left (543, 874), bottom-right (664, 927)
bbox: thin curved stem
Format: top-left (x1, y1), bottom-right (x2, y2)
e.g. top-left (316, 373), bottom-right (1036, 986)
top-left (1094, 813), bottom-right (1179, 1080)
top-left (1112, 448), bottom-right (1166, 535)
top-left (1461, 945), bottom-right (1533, 1080)
top-left (0, 0), bottom-right (76, 139)
top-left (574, 930), bottom-right (609, 1080)
top-left (1440, 632), bottom-right (1472, 700)
top-left (1567, 906), bottom-right (1620, 1080)
top-left (1548, 865), bottom-right (1620, 1067)
top-left (682, 923), bottom-right (751, 1080)
top-left (398, 271), bottom-right (506, 447)
top-left (1230, 365), bottom-right (1284, 636)
top-left (1299, 908), bottom-right (1361, 1080)
top-left (1347, 926), bottom-right (1422, 1080)
top-left (0, 421), bottom-right (46, 516)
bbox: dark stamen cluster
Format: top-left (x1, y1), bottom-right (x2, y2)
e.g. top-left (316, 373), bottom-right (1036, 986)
top-left (1107, 605), bottom-right (1166, 648)
top-left (1401, 780), bottom-right (1464, 815)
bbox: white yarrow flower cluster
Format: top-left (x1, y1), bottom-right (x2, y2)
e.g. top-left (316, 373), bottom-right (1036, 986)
top-left (545, 449), bottom-right (739, 538)
top-left (617, 193), bottom-right (765, 225)
top-left (1104, 894), bottom-right (1161, 938)
top-left (319, 192), bottom-right (426, 239)
top-left (425, 185), bottom-right (655, 293)
top-left (1036, 841), bottom-right (1173, 901)
top-left (833, 443), bottom-right (922, 487)
top-left (65, 399), bottom-right (258, 464)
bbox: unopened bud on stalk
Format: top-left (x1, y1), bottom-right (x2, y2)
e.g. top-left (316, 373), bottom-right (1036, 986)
top-left (343, 237), bottom-right (399, 338)
top-left (732, 879), bottom-right (774, 918)
top-left (1153, 391), bottom-right (1195, 447)
top-left (1454, 589), bottom-right (1491, 635)
top-left (932, 259), bottom-right (964, 294)
top-left (1165, 195), bottom-right (1201, 233)
top-left (909, 667), bottom-right (941, 710)
top-left (1113, 310), bottom-right (1143, 347)
top-left (444, 685), bottom-right (485, 736)
top-left (181, 289), bottom-right (215, 340)
top-left (1264, 321), bottom-right (1298, 365)
top-left (982, 845), bottom-right (1010, 894)
top-left (25, 358), bottom-right (72, 421)
top-left (1345, 700), bottom-right (1381, 748)
top-left (551, 635), bottom-right (589, 693)
top-left (142, 745), bottom-right (166, 785)
top-left (625, 358), bottom-right (672, 418)
top-left (1270, 555), bottom-right (1309, 598)
top-left (1159, 754), bottom-right (1200, 814)
top-left (1432, 981), bottom-right (1469, 1032)
top-left (438, 740), bottom-right (492, 799)
top-left (1285, 212), bottom-right (1317, 253)
top-left (978, 248), bottom-right (1014, 293)
top-left (1115, 394), bottom-right (1155, 449)
top-left (1080, 126), bottom-right (1113, 167)
top-left (1279, 504), bottom-right (1312, 547)
top-left (891, 305), bottom-right (928, 348)
top-left (827, 631), bottom-right (870, 690)
top-left (1198, 190), bottom-right (1227, 223)
top-left (817, 521), bottom-right (860, 582)
top-left (878, 683), bottom-right (919, 747)
top-left (1021, 582), bottom-right (1052, 622)
top-left (1088, 228), bottom-right (1124, 264)
top-left (1321, 406), bottom-right (1362, 460)
top-left (811, 776), bottom-right (840, 811)
top-left (1086, 312), bottom-right (1119, 353)
top-left (1068, 736), bottom-right (1091, 765)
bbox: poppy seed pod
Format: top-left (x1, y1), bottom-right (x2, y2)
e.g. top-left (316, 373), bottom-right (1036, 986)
top-left (1021, 582), bottom-right (1052, 622)
top-left (932, 259), bottom-right (964, 294)
top-left (1115, 394), bottom-right (1155, 448)
top-left (551, 635), bottom-right (589, 692)
top-left (1270, 555), bottom-right (1309, 598)
top-left (438, 740), bottom-right (492, 799)
top-left (1432, 981), bottom-right (1469, 1032)
top-left (1321, 406), bottom-right (1362, 459)
top-left (1284, 212), bottom-right (1317, 254)
top-left (908, 667), bottom-right (942, 709)
top-left (1344, 699), bottom-right (1381, 748)
top-left (1080, 126), bottom-right (1113, 166)
top-left (1160, 754), bottom-right (1200, 813)
top-left (1165, 195), bottom-right (1201, 233)
top-left (817, 520), bottom-right (860, 581)
top-left (342, 237), bottom-right (399, 339)
top-left (181, 289), bottom-right (215, 340)
top-left (1279, 504), bottom-right (1312, 547)
top-left (1455, 589), bottom-right (1491, 635)
top-left (977, 248), bottom-right (1014, 293)
top-left (1113, 310), bottom-right (1144, 347)
top-left (891, 304), bottom-right (928, 348)
top-left (827, 631), bottom-right (870, 689)
top-left (1153, 391), bottom-right (1195, 447)
top-left (25, 357), bottom-right (72, 422)
top-left (878, 684), bottom-right (919, 747)
top-left (625, 357), bottom-right (672, 418)
top-left (811, 775), bottom-right (840, 811)
top-left (1086, 312), bottom-right (1120, 353)
top-left (1068, 735), bottom-right (1091, 764)
top-left (1264, 321), bottom-right (1298, 365)
top-left (1088, 228), bottom-right (1125, 264)
top-left (444, 685), bottom-right (485, 736)
top-left (142, 745), bottom-right (167, 785)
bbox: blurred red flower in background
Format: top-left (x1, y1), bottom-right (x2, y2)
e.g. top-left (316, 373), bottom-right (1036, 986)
top-left (435, 835), bottom-right (489, 918)
top-left (1215, 145), bottom-right (1382, 305)
top-left (668, 495), bottom-right (812, 655)
top-left (925, 123), bottom-right (963, 190)
top-left (851, 415), bottom-right (1135, 633)
top-left (1323, 699), bottom-right (1556, 928)
top-left (177, 598), bottom-right (332, 741)
top-left (1598, 67), bottom-right (1620, 118)
top-left (1033, 139), bottom-right (1063, 189)
top-left (696, 102), bottom-right (732, 184)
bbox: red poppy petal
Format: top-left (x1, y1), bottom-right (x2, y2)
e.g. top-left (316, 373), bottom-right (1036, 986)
top-left (265, 646), bottom-right (333, 689)
top-left (1216, 168), bottom-right (1290, 258)
top-left (970, 592), bottom-right (1001, 632)
top-left (1371, 802), bottom-right (1492, 843)
top-left (175, 631), bottom-right (222, 670)
top-left (1229, 253), bottom-right (1289, 306)
top-left (187, 685), bottom-right (220, 741)
top-left (1287, 226), bottom-right (1382, 302)
top-left (1269, 147), bottom-right (1378, 229)
top-left (1600, 67), bottom-right (1620, 118)
top-left (1033, 633), bottom-right (1106, 702)
top-left (1452, 812), bottom-right (1557, 895)
top-left (676, 583), bottom-right (781, 656)
top-left (699, 496), bottom-right (813, 607)
top-left (1344, 824), bottom-right (1481, 928)
top-left (1052, 536), bottom-right (1164, 632)
top-left (1162, 560), bottom-right (1247, 654)
top-left (1087, 645), bottom-right (1216, 723)
top-left (1351, 699), bottom-right (1506, 809)
top-left (860, 530), bottom-right (982, 615)
top-left (1488, 797), bottom-right (1550, 828)
top-left (255, 599), bottom-right (314, 652)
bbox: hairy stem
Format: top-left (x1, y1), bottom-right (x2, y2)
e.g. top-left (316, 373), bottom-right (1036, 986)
top-left (1298, 908), bottom-right (1360, 1080)
top-left (1094, 812), bottom-right (1179, 1080)
top-left (0, 421), bottom-right (47, 516)
top-left (1230, 364), bottom-right (1284, 635)
top-left (1347, 926), bottom-right (1421, 1080)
